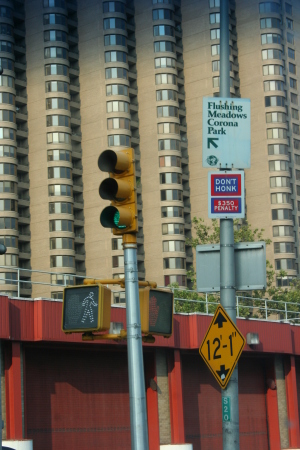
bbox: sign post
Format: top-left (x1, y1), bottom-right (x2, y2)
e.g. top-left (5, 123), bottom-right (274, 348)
top-left (200, 1), bottom-right (249, 449)
top-left (217, 1), bottom-right (241, 447)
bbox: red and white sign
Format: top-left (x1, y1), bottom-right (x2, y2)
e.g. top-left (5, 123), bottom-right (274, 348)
top-left (208, 171), bottom-right (245, 219)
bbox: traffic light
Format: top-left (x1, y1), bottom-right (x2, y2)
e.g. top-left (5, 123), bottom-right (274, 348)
top-left (61, 284), bottom-right (111, 333)
top-left (98, 148), bottom-right (137, 235)
top-left (139, 287), bottom-right (174, 338)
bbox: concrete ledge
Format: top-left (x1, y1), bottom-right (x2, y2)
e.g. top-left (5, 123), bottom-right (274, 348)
top-left (3, 440), bottom-right (33, 450)
top-left (160, 445), bottom-right (193, 450)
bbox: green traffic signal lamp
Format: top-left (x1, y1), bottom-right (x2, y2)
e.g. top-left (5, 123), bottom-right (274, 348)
top-left (98, 148), bottom-right (137, 235)
top-left (100, 205), bottom-right (132, 230)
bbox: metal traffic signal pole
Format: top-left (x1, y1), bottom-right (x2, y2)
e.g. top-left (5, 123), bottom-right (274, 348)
top-left (220, 0), bottom-right (240, 449)
top-left (98, 149), bottom-right (148, 449)
top-left (123, 234), bottom-right (149, 450)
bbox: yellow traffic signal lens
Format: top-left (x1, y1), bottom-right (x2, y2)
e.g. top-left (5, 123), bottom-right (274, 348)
top-left (99, 178), bottom-right (131, 202)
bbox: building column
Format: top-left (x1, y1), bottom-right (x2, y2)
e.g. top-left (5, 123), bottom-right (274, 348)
top-left (284, 355), bottom-right (300, 448)
top-left (265, 357), bottom-right (281, 450)
top-left (5, 342), bottom-right (23, 439)
top-left (144, 351), bottom-right (160, 450)
top-left (156, 348), bottom-right (172, 446)
top-left (168, 349), bottom-right (185, 444)
top-left (275, 355), bottom-right (289, 449)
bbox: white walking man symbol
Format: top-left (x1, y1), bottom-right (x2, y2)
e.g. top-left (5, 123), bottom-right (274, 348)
top-left (81, 291), bottom-right (97, 324)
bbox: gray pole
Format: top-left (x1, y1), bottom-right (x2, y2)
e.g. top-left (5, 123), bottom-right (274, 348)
top-left (123, 238), bottom-right (149, 450)
top-left (220, 1), bottom-right (240, 449)
top-left (0, 343), bottom-right (2, 449)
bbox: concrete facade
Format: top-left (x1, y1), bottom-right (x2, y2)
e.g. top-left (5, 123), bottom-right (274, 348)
top-left (0, 0), bottom-right (298, 298)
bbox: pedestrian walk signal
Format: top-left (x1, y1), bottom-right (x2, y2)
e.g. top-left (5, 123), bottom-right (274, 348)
top-left (139, 288), bottom-right (173, 338)
top-left (62, 284), bottom-right (111, 333)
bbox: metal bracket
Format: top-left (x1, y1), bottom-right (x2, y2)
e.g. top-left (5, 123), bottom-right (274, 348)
top-left (220, 286), bottom-right (236, 290)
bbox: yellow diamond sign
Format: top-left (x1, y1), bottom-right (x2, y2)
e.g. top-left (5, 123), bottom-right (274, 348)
top-left (199, 305), bottom-right (245, 389)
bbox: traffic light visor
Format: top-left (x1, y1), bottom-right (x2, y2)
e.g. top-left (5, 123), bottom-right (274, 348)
top-left (98, 149), bottom-right (130, 174)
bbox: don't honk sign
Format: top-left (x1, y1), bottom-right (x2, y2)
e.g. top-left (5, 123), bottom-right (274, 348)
top-left (208, 171), bottom-right (245, 219)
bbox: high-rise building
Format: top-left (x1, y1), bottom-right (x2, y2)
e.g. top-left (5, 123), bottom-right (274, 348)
top-left (0, 0), bottom-right (298, 299)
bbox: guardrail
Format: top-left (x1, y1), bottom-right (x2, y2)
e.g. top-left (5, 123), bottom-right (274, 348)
top-left (0, 267), bottom-right (299, 324)
top-left (173, 291), bottom-right (300, 324)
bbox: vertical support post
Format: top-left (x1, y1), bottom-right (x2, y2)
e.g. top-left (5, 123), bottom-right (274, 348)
top-left (284, 355), bottom-right (300, 448)
top-left (5, 342), bottom-right (23, 440)
top-left (144, 353), bottom-right (159, 450)
top-left (265, 357), bottom-right (281, 450)
top-left (285, 301), bottom-right (288, 321)
top-left (168, 350), bottom-right (185, 444)
top-left (123, 234), bottom-right (149, 450)
top-left (220, 1), bottom-right (240, 449)
top-left (17, 269), bottom-right (20, 298)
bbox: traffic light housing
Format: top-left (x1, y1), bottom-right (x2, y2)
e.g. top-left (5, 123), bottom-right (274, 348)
top-left (139, 287), bottom-right (174, 338)
top-left (62, 284), bottom-right (111, 333)
top-left (98, 148), bottom-right (137, 235)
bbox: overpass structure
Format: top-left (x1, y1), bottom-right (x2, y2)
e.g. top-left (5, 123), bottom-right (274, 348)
top-left (0, 294), bottom-right (299, 450)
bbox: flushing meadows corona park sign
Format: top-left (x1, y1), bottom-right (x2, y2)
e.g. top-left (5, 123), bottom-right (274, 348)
top-left (202, 98), bottom-right (251, 169)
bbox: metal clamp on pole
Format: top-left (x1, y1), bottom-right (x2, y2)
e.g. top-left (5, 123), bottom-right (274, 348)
top-left (220, 286), bottom-right (235, 290)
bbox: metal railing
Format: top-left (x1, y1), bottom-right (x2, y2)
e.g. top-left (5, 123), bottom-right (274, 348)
top-left (0, 267), bottom-right (299, 324)
top-left (172, 289), bottom-right (300, 324)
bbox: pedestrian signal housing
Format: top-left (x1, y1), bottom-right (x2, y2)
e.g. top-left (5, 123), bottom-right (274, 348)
top-left (98, 148), bottom-right (137, 235)
top-left (62, 284), bottom-right (111, 333)
top-left (139, 287), bottom-right (173, 338)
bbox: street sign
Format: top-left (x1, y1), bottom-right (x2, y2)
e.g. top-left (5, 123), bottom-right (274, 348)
top-left (222, 397), bottom-right (231, 422)
top-left (202, 97), bottom-right (251, 169)
top-left (208, 171), bottom-right (245, 219)
top-left (199, 305), bottom-right (245, 389)
top-left (196, 242), bottom-right (267, 292)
